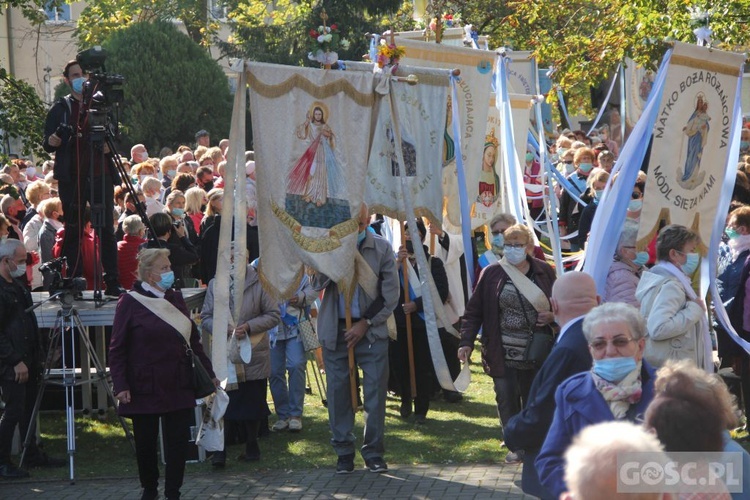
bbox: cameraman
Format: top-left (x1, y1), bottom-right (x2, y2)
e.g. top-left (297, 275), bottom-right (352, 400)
top-left (42, 60), bottom-right (124, 296)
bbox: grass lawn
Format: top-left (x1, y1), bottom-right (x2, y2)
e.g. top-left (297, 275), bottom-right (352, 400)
top-left (27, 345), bottom-right (507, 480)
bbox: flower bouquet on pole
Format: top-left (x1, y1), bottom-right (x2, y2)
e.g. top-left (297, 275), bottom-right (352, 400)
top-left (307, 9), bottom-right (350, 69)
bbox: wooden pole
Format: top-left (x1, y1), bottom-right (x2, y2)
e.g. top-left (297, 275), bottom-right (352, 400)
top-left (345, 301), bottom-right (358, 413)
top-left (400, 222), bottom-right (418, 399)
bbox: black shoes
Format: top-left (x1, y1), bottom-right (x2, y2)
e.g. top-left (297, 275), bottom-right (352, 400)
top-left (104, 282), bottom-right (126, 297)
top-left (336, 453), bottom-right (355, 474)
top-left (238, 440), bottom-right (260, 462)
top-left (414, 414), bottom-right (427, 425)
top-left (140, 488), bottom-right (159, 500)
top-left (365, 457), bottom-right (388, 473)
top-left (399, 399), bottom-right (412, 419)
top-left (0, 463), bottom-right (30, 479)
top-left (443, 390), bottom-right (464, 403)
top-left (210, 451), bottom-right (226, 467)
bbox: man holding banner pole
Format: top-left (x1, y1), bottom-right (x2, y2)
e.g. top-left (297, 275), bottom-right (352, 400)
top-left (311, 204), bottom-right (399, 475)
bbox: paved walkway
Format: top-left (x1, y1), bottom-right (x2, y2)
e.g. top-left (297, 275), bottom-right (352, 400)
top-left (1, 463), bottom-right (537, 499)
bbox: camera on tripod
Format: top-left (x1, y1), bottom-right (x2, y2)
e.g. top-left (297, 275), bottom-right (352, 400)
top-left (76, 46), bottom-right (125, 138)
top-left (39, 257), bottom-right (87, 305)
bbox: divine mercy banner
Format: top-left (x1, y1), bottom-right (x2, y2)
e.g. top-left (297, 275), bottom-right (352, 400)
top-left (247, 62), bottom-right (375, 298)
top-left (624, 58), bottom-right (655, 129)
top-left (394, 36), bottom-right (494, 231)
top-left (637, 42), bottom-right (745, 251)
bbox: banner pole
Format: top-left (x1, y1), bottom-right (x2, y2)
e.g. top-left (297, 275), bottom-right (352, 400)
top-left (345, 301), bottom-right (358, 413)
top-left (400, 222), bottom-right (418, 399)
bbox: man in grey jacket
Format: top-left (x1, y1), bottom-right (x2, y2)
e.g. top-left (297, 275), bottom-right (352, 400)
top-left (311, 204), bottom-right (399, 474)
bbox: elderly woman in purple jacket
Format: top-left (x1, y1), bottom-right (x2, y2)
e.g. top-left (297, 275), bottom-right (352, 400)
top-left (110, 248), bottom-right (217, 500)
top-left (603, 221), bottom-right (648, 307)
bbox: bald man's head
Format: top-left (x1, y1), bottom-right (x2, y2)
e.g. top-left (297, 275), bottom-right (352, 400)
top-left (550, 271), bottom-right (600, 326)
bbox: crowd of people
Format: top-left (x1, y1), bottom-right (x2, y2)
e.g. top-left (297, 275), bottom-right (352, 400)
top-left (3, 58), bottom-right (750, 500)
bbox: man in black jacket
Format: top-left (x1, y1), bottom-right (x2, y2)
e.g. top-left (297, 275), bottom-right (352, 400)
top-left (503, 271), bottom-right (599, 499)
top-left (42, 60), bottom-right (124, 296)
top-left (0, 240), bottom-right (62, 478)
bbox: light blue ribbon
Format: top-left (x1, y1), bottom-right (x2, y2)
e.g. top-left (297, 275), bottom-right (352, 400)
top-left (583, 50), bottom-right (673, 294)
top-left (450, 75), bottom-right (475, 287)
top-left (496, 55), bottom-right (526, 223)
top-left (710, 68), bottom-right (750, 355)
top-left (369, 35), bottom-right (378, 65)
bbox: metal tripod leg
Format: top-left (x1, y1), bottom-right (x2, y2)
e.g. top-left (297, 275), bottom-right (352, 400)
top-left (307, 350), bottom-right (327, 407)
top-left (69, 311), bottom-right (134, 449)
top-left (19, 306), bottom-right (134, 484)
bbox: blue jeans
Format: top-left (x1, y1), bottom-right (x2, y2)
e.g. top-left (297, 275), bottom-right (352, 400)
top-left (269, 336), bottom-right (306, 419)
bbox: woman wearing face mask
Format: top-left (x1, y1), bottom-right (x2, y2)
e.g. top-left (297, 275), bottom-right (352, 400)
top-left (558, 147), bottom-right (596, 252)
top-left (110, 248), bottom-right (218, 500)
top-left (459, 224), bottom-right (556, 463)
top-left (635, 224), bottom-right (711, 372)
top-left (604, 221), bottom-right (648, 307)
top-left (523, 145), bottom-right (544, 222)
top-left (535, 302), bottom-right (655, 498)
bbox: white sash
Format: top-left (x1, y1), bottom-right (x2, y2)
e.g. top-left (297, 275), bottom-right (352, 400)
top-left (498, 258), bottom-right (551, 313)
top-left (128, 291), bottom-right (193, 342)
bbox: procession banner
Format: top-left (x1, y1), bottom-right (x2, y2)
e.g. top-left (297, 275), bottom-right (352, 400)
top-left (506, 50), bottom-right (535, 95)
top-left (474, 96), bottom-right (503, 228)
top-left (624, 58), bottom-right (655, 128)
top-left (248, 62), bottom-right (375, 298)
top-left (637, 42), bottom-right (745, 252)
top-left (394, 36), bottom-right (494, 231)
top-left (360, 63), bottom-right (450, 225)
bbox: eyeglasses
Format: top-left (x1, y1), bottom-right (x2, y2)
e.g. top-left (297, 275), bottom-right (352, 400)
top-left (589, 336), bottom-right (636, 353)
top-left (631, 192), bottom-right (643, 199)
top-left (504, 243), bottom-right (526, 249)
top-left (491, 230), bottom-right (505, 236)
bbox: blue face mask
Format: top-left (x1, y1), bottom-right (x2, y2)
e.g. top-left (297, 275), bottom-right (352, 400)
top-left (491, 233), bottom-right (504, 251)
top-left (503, 246), bottom-right (527, 265)
top-left (578, 162), bottom-right (594, 174)
top-left (157, 270), bottom-right (175, 290)
top-left (681, 252), bottom-right (700, 275)
top-left (357, 230), bottom-right (366, 245)
top-left (71, 77), bottom-right (86, 94)
top-left (725, 227), bottom-right (739, 240)
top-left (171, 208), bottom-right (185, 217)
top-left (525, 152), bottom-right (534, 163)
top-left (741, 141), bottom-right (750, 151)
top-left (167, 170), bottom-right (177, 178)
top-left (628, 199), bottom-right (643, 212)
top-left (592, 356), bottom-right (637, 383)
top-left (633, 251), bottom-right (649, 266)
top-left (594, 189), bottom-right (604, 201)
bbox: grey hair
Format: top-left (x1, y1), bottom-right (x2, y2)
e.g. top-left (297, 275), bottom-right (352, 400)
top-left (582, 302), bottom-right (647, 342)
top-left (489, 213), bottom-right (516, 229)
top-left (616, 220), bottom-right (639, 254)
top-left (137, 248), bottom-right (170, 281)
top-left (564, 421), bottom-right (667, 500)
top-left (122, 214), bottom-right (145, 236)
top-left (0, 194), bottom-right (16, 215)
top-left (0, 239), bottom-right (24, 260)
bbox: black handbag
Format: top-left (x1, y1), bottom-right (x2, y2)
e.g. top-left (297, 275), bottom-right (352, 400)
top-left (189, 351), bottom-right (216, 399)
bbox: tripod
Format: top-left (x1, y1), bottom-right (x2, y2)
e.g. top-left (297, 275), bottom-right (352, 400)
top-left (19, 291), bottom-right (134, 483)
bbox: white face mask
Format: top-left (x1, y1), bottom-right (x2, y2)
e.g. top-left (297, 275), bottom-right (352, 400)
top-left (8, 260), bottom-right (26, 279)
top-left (504, 246), bottom-right (527, 265)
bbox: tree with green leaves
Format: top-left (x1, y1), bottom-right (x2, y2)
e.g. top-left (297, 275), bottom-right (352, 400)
top-left (0, 69), bottom-right (49, 163)
top-left (101, 20), bottom-right (232, 153)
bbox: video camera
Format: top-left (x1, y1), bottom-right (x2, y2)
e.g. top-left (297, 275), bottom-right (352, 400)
top-left (76, 46), bottom-right (125, 138)
top-left (39, 257), bottom-right (88, 306)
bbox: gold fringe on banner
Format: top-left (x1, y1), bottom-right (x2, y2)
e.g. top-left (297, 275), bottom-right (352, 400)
top-left (270, 201), bottom-right (359, 253)
top-left (247, 70), bottom-right (374, 107)
top-left (670, 55), bottom-right (743, 78)
top-left (258, 263), bottom-right (305, 302)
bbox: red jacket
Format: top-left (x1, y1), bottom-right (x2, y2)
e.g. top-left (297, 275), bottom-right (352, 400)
top-left (117, 234), bottom-right (146, 290)
top-left (53, 227), bottom-right (100, 289)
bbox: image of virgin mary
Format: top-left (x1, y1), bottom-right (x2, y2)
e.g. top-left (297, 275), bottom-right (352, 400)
top-left (677, 92), bottom-right (709, 190)
top-left (285, 102), bottom-right (350, 229)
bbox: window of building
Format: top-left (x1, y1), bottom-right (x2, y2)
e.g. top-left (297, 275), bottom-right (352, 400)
top-left (45, 2), bottom-right (71, 23)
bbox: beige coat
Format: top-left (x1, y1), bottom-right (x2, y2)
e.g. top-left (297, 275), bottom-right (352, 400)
top-left (200, 264), bottom-right (280, 381)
